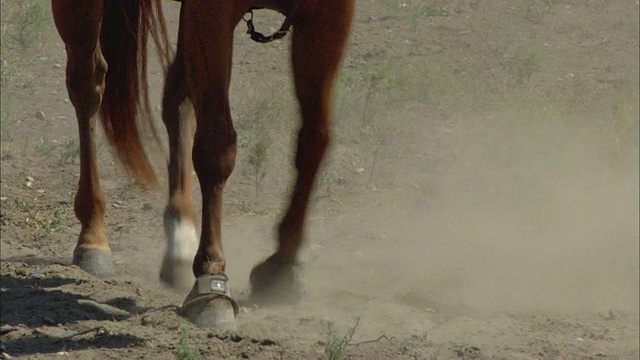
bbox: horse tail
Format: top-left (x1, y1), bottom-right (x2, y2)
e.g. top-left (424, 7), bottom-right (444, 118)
top-left (99, 0), bottom-right (172, 185)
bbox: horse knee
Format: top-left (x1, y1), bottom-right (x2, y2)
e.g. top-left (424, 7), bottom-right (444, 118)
top-left (192, 127), bottom-right (237, 183)
top-left (162, 59), bottom-right (187, 125)
top-left (66, 49), bottom-right (107, 115)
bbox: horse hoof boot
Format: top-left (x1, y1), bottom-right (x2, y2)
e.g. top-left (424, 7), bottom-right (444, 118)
top-left (180, 273), bottom-right (239, 330)
top-left (72, 248), bottom-right (115, 278)
top-left (249, 254), bottom-right (305, 306)
top-left (160, 257), bottom-right (195, 293)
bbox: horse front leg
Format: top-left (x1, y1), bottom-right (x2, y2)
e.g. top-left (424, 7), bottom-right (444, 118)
top-left (177, 0), bottom-right (245, 329)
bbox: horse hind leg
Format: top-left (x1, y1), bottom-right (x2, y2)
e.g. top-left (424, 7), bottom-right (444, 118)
top-left (52, 1), bottom-right (113, 276)
top-left (250, 2), bottom-right (355, 304)
top-left (159, 6), bottom-right (198, 293)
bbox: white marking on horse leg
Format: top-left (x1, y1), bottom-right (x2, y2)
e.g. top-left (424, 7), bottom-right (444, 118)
top-left (160, 212), bottom-right (198, 292)
top-left (164, 215), bottom-right (198, 261)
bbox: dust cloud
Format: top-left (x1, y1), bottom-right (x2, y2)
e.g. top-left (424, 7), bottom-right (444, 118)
top-left (319, 108), bottom-right (639, 316)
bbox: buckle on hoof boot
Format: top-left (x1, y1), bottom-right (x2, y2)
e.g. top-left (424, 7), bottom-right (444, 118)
top-left (193, 273), bottom-right (239, 316)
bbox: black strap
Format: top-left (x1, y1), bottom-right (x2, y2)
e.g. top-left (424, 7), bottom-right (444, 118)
top-left (243, 7), bottom-right (295, 44)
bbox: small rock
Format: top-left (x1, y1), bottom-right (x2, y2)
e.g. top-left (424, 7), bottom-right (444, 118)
top-left (14, 269), bottom-right (27, 277)
top-left (0, 197), bottom-right (7, 202)
top-left (35, 110), bottom-right (46, 121)
top-left (355, 167), bottom-right (365, 174)
top-left (76, 299), bottom-right (129, 319)
top-left (53, 63), bottom-right (62, 69)
top-left (31, 273), bottom-right (45, 280)
top-left (26, 176), bottom-right (35, 182)
top-left (43, 317), bottom-right (58, 326)
top-left (604, 310), bottom-right (618, 320)
top-left (141, 316), bottom-right (155, 326)
top-left (56, 351), bottom-right (69, 356)
top-left (258, 338), bottom-right (276, 346)
top-left (576, 337), bottom-right (585, 342)
top-left (0, 324), bottom-right (18, 335)
top-left (36, 189), bottom-right (45, 194)
top-left (25, 181), bottom-right (32, 188)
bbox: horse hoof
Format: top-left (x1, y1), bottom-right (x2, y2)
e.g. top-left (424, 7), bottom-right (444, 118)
top-left (180, 274), bottom-right (239, 329)
top-left (160, 257), bottom-right (195, 293)
top-left (249, 254), bottom-right (305, 305)
top-left (72, 248), bottom-right (115, 277)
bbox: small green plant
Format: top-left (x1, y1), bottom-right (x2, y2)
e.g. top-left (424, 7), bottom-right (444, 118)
top-left (14, 199), bottom-right (34, 213)
top-left (37, 208), bottom-right (66, 234)
top-left (35, 138), bottom-right (57, 157)
top-left (383, 1), bottom-right (447, 30)
top-left (16, 2), bottom-right (47, 48)
top-left (491, 44), bottom-right (543, 86)
top-left (0, 96), bottom-right (18, 146)
top-left (524, 2), bottom-right (553, 24)
top-left (422, 3), bottom-right (448, 18)
top-left (238, 200), bottom-right (252, 214)
top-left (319, 171), bottom-right (335, 197)
top-left (176, 324), bottom-right (198, 360)
top-left (323, 317), bottom-right (360, 360)
top-left (365, 113), bottom-right (399, 188)
top-left (346, 57), bottom-right (397, 127)
top-left (60, 139), bottom-right (80, 165)
top-left (246, 134), bottom-right (269, 205)
top-left (518, 44), bottom-right (543, 83)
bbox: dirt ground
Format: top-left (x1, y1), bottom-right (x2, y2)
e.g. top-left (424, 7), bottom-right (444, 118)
top-left (1, 1), bottom-right (639, 359)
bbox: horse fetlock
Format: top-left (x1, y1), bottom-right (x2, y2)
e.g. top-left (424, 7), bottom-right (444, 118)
top-left (249, 254), bottom-right (305, 305)
top-left (164, 212), bottom-right (198, 260)
top-left (161, 213), bottom-right (198, 291)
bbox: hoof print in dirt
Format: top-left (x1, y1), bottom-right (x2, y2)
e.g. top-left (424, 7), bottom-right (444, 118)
top-left (249, 255), bottom-right (305, 306)
top-left (72, 248), bottom-right (115, 278)
top-left (180, 274), bottom-right (239, 330)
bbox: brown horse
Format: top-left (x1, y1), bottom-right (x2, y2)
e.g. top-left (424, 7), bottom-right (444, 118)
top-left (51, 0), bottom-right (354, 329)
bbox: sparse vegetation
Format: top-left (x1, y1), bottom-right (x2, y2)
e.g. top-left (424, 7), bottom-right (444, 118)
top-left (319, 171), bottom-right (336, 198)
top-left (382, 1), bottom-right (447, 30)
top-left (491, 44), bottom-right (544, 86)
top-left (246, 133), bottom-right (269, 205)
top-left (336, 57), bottom-right (402, 186)
top-left (14, 199), bottom-right (34, 213)
top-left (176, 324), bottom-right (199, 360)
top-left (0, 96), bottom-right (18, 146)
top-left (1, 0), bottom-right (49, 152)
top-left (35, 138), bottom-right (57, 157)
top-left (60, 139), bottom-right (80, 165)
top-left (15, 2), bottom-right (48, 48)
top-left (323, 317), bottom-right (360, 360)
top-left (36, 208), bottom-right (66, 234)
top-left (9, 198), bottom-right (70, 236)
